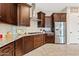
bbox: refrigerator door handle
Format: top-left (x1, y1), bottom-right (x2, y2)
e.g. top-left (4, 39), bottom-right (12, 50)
top-left (56, 29), bottom-right (59, 31)
top-left (70, 32), bottom-right (72, 34)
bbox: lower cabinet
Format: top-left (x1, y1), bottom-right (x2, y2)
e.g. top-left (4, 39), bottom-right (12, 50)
top-left (0, 34), bottom-right (46, 56)
top-left (15, 36), bottom-right (34, 56)
top-left (34, 34), bottom-right (45, 48)
top-left (0, 42), bottom-right (14, 56)
top-left (23, 36), bottom-right (34, 54)
top-left (15, 34), bottom-right (46, 56)
top-left (15, 37), bottom-right (24, 56)
top-left (45, 34), bottom-right (55, 43)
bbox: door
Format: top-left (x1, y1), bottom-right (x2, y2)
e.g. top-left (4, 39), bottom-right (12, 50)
top-left (68, 13), bottom-right (79, 43)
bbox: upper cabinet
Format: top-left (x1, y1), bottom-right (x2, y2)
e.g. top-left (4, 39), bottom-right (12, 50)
top-left (0, 3), bottom-right (17, 25)
top-left (17, 4), bottom-right (31, 26)
top-left (37, 11), bottom-right (45, 27)
top-left (0, 3), bottom-right (31, 26)
top-left (53, 13), bottom-right (66, 22)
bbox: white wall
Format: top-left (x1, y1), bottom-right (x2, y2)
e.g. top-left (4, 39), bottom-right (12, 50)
top-left (35, 3), bottom-right (79, 15)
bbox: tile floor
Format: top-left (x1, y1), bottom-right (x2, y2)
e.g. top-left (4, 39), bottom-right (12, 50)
top-left (24, 44), bottom-right (79, 56)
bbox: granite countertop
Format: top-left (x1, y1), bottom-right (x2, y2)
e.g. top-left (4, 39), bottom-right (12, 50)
top-left (0, 32), bottom-right (46, 48)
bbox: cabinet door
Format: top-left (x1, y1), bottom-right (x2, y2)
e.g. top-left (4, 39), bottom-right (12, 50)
top-left (54, 13), bottom-right (66, 22)
top-left (42, 14), bottom-right (45, 27)
top-left (15, 38), bottom-right (24, 56)
top-left (60, 13), bottom-right (66, 22)
top-left (0, 4), bottom-right (7, 22)
top-left (34, 35), bottom-right (44, 48)
top-left (23, 36), bottom-right (34, 53)
top-left (37, 12), bottom-right (45, 27)
top-left (54, 13), bottom-right (61, 22)
top-left (18, 4), bottom-right (30, 26)
top-left (8, 4), bottom-right (17, 25)
top-left (0, 4), bottom-right (17, 25)
top-left (34, 35), bottom-right (40, 48)
top-left (0, 42), bottom-right (14, 56)
top-left (45, 35), bottom-right (55, 43)
top-left (43, 34), bottom-right (46, 44)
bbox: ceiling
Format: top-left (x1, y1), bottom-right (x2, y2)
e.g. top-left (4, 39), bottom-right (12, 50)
top-left (36, 3), bottom-right (79, 12)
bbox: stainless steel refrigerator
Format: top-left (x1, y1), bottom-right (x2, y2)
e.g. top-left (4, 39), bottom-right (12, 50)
top-left (55, 22), bottom-right (66, 44)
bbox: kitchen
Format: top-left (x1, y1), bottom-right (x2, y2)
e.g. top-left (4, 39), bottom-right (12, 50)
top-left (0, 3), bottom-right (79, 56)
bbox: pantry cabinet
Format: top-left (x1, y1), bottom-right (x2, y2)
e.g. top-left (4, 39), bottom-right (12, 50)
top-left (0, 42), bottom-right (14, 56)
top-left (37, 11), bottom-right (45, 27)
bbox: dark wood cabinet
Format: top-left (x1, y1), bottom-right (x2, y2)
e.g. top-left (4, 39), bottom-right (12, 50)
top-left (45, 34), bottom-right (55, 43)
top-left (15, 36), bottom-right (34, 56)
top-left (23, 36), bottom-right (34, 54)
top-left (37, 11), bottom-right (45, 27)
top-left (0, 34), bottom-right (46, 56)
top-left (17, 4), bottom-right (31, 26)
top-left (15, 37), bottom-right (24, 56)
top-left (0, 3), bottom-right (17, 25)
top-left (53, 13), bottom-right (66, 22)
top-left (0, 3), bottom-right (31, 26)
top-left (0, 42), bottom-right (14, 56)
top-left (51, 14), bottom-right (55, 32)
top-left (34, 34), bottom-right (45, 48)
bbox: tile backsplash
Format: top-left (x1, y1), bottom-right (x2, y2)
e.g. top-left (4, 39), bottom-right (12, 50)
top-left (0, 19), bottom-right (51, 37)
top-left (0, 23), bottom-right (13, 35)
